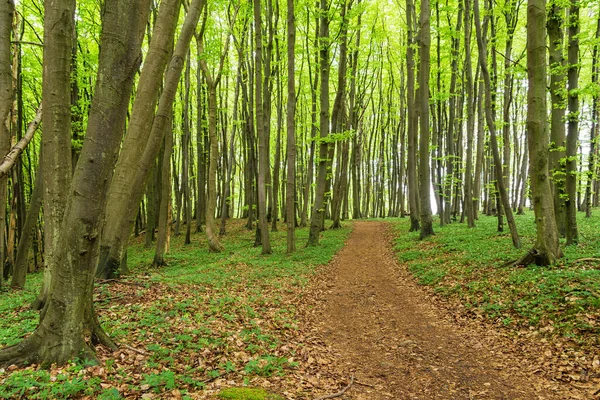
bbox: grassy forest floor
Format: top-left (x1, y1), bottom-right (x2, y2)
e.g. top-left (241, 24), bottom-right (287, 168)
top-left (0, 212), bottom-right (599, 399)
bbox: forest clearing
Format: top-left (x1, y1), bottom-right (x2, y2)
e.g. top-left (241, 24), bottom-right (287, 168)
top-left (1, 0), bottom-right (600, 398)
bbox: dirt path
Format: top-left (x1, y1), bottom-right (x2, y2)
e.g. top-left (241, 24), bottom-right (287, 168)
top-left (314, 221), bottom-right (557, 399)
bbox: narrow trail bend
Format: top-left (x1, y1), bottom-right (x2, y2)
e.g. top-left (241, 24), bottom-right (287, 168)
top-left (314, 221), bottom-right (556, 400)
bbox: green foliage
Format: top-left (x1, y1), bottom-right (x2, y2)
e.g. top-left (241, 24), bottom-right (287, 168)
top-left (0, 220), bottom-right (349, 398)
top-left (141, 370), bottom-right (176, 392)
top-left (0, 369), bottom-right (100, 399)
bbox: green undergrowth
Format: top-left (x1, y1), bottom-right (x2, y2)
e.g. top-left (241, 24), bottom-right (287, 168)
top-left (391, 210), bottom-right (600, 344)
top-left (0, 220), bottom-right (350, 399)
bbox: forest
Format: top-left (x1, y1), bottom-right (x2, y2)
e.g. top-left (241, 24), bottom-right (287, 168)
top-left (0, 0), bottom-right (600, 398)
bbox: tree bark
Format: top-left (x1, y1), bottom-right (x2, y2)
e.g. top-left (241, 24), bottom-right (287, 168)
top-left (330, 0), bottom-right (350, 229)
top-left (565, 0), bottom-right (579, 245)
top-left (97, 0), bottom-right (182, 279)
top-left (182, 52), bottom-right (192, 245)
top-left (11, 147), bottom-right (43, 289)
top-left (0, 0), bottom-right (149, 367)
top-left (307, 0), bottom-right (331, 246)
top-left (253, 0), bottom-right (272, 253)
top-left (286, 0), bottom-right (297, 252)
top-left (33, 0), bottom-right (75, 308)
top-left (153, 115), bottom-right (173, 267)
top-left (520, 0), bottom-right (563, 265)
top-left (464, 0), bottom-right (475, 227)
top-left (473, 0), bottom-right (521, 248)
top-left (0, 0), bottom-right (14, 290)
top-left (418, 0), bottom-right (434, 239)
top-left (585, 16), bottom-right (600, 217)
top-left (547, 1), bottom-right (567, 236)
top-left (406, 0), bottom-right (420, 232)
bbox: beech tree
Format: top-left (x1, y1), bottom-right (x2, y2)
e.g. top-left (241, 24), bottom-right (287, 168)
top-left (519, 0), bottom-right (563, 265)
top-left (0, 0), bottom-right (150, 366)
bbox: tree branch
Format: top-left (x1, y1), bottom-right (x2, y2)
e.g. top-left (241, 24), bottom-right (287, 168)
top-left (0, 105), bottom-right (42, 179)
top-left (314, 376), bottom-right (354, 400)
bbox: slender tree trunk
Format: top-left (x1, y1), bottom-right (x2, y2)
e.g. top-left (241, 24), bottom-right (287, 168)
top-left (547, 1), bottom-right (567, 236)
top-left (0, 0), bottom-right (14, 290)
top-left (406, 0), bottom-right (420, 232)
top-left (473, 0), bottom-right (521, 248)
top-left (153, 116), bottom-right (174, 267)
top-left (307, 0), bottom-right (330, 246)
top-left (11, 149), bottom-right (43, 289)
top-left (330, 0), bottom-right (350, 229)
top-left (196, 68), bottom-right (206, 232)
top-left (565, 0), bottom-right (579, 244)
top-left (464, 0), bottom-right (475, 227)
top-left (253, 0), bottom-right (272, 253)
top-left (585, 17), bottom-right (600, 217)
top-left (182, 52), bottom-right (192, 245)
top-left (418, 0), bottom-right (434, 239)
top-left (286, 0), bottom-right (296, 252)
top-left (473, 77), bottom-right (485, 218)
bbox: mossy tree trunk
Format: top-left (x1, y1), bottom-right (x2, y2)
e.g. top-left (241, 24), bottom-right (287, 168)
top-left (307, 0), bottom-right (331, 246)
top-left (547, 0), bottom-right (567, 237)
top-left (519, 0), bottom-right (563, 265)
top-left (0, 0), bottom-right (150, 367)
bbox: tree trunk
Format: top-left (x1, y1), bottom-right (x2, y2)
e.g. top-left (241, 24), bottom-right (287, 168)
top-left (565, 1), bottom-right (579, 245)
top-left (182, 52), bottom-right (192, 245)
top-left (307, 0), bottom-right (330, 246)
top-left (406, 0), bottom-right (420, 232)
top-left (418, 0), bottom-right (434, 239)
top-left (97, 0), bottom-right (182, 279)
top-left (0, 0), bottom-right (14, 290)
top-left (473, 0), bottom-right (521, 248)
top-left (585, 17), bottom-right (600, 217)
top-left (519, 0), bottom-right (563, 265)
top-left (196, 68), bottom-right (207, 232)
top-left (286, 0), bottom-right (296, 252)
top-left (330, 0), bottom-right (350, 229)
top-left (11, 151), bottom-right (43, 289)
top-left (547, 1), bottom-right (567, 236)
top-left (153, 115), bottom-right (173, 267)
top-left (0, 0), bottom-right (149, 367)
top-left (464, 0), bottom-right (475, 228)
top-left (33, 0), bottom-right (75, 308)
top-left (253, 0), bottom-right (272, 253)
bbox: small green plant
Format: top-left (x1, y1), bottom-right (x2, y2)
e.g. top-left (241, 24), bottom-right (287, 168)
top-left (243, 355), bottom-right (296, 377)
top-left (141, 370), bottom-right (176, 392)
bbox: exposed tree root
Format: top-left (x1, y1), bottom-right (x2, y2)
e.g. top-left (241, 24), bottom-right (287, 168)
top-left (330, 220), bottom-right (343, 229)
top-left (0, 331), bottom-right (97, 368)
top-left (571, 258), bottom-right (600, 265)
top-left (151, 257), bottom-right (168, 268)
top-left (515, 248), bottom-right (562, 267)
top-left (208, 236), bottom-right (225, 252)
